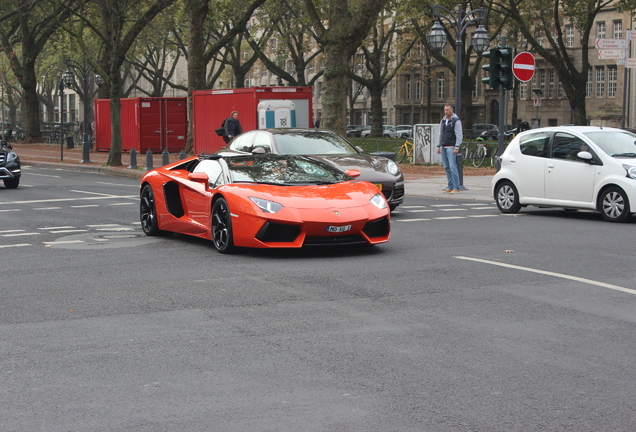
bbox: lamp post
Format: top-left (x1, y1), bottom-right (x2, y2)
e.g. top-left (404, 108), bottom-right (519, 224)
top-left (427, 5), bottom-right (489, 119)
top-left (59, 79), bottom-right (65, 162)
top-left (63, 59), bottom-right (102, 163)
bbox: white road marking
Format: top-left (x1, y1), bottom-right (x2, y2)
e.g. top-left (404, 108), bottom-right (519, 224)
top-left (433, 216), bottom-right (465, 220)
top-left (0, 230), bottom-right (25, 234)
top-left (109, 202), bottom-right (135, 206)
top-left (23, 172), bottom-right (61, 178)
top-left (71, 205), bottom-right (100, 208)
top-left (406, 209), bottom-right (435, 213)
top-left (456, 256), bottom-right (636, 296)
top-left (397, 218), bottom-right (431, 222)
top-left (439, 208), bottom-right (468, 212)
top-left (0, 195), bottom-right (136, 205)
top-left (0, 209), bottom-right (22, 213)
top-left (39, 226), bottom-right (75, 230)
top-left (1, 232), bottom-right (39, 237)
top-left (468, 214), bottom-right (500, 218)
top-left (43, 240), bottom-right (85, 245)
top-left (0, 243), bottom-right (31, 249)
top-left (34, 207), bottom-right (61, 210)
top-left (49, 229), bottom-right (88, 234)
top-left (87, 224), bottom-right (123, 227)
top-left (96, 181), bottom-right (139, 188)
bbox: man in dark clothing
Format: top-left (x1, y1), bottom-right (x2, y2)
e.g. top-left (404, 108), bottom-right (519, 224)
top-left (436, 104), bottom-right (463, 193)
top-left (223, 111), bottom-right (243, 144)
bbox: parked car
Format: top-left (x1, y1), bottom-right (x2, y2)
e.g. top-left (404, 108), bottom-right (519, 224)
top-left (480, 128), bottom-right (500, 140)
top-left (472, 123), bottom-right (497, 139)
top-left (492, 126), bottom-right (636, 222)
top-left (139, 154), bottom-right (391, 253)
top-left (346, 125), bottom-right (363, 137)
top-left (0, 140), bottom-right (20, 188)
top-left (395, 125), bottom-right (413, 139)
top-left (361, 125), bottom-right (397, 138)
top-left (221, 128), bottom-right (404, 210)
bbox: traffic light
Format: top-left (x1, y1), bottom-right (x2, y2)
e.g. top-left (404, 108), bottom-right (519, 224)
top-left (494, 46), bottom-right (514, 90)
top-left (481, 49), bottom-right (500, 91)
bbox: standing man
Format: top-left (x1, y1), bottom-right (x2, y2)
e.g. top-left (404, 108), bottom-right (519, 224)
top-left (223, 111), bottom-right (243, 144)
top-left (436, 104), bottom-right (463, 193)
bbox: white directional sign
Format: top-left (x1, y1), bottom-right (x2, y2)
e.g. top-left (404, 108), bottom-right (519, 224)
top-left (628, 30), bottom-right (636, 40)
top-left (595, 38), bottom-right (629, 49)
top-left (598, 49), bottom-right (626, 60)
top-left (627, 59), bottom-right (636, 68)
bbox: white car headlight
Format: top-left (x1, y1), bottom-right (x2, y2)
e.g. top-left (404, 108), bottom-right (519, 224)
top-left (624, 165), bottom-right (636, 180)
top-left (7, 151), bottom-right (17, 163)
top-left (249, 197), bottom-right (283, 213)
top-left (386, 159), bottom-right (400, 176)
top-left (370, 192), bottom-right (387, 209)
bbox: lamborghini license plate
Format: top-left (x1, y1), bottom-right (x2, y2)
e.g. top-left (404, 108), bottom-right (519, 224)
top-left (326, 225), bottom-right (351, 233)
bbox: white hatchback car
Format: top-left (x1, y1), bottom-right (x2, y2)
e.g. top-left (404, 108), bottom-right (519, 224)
top-left (492, 126), bottom-right (636, 222)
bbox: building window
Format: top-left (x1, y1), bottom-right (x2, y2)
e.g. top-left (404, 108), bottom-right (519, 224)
top-left (558, 81), bottom-right (564, 99)
top-left (406, 75), bottom-right (412, 99)
top-left (539, 69), bottom-right (546, 96)
top-left (613, 20), bottom-right (622, 39)
top-left (548, 69), bottom-right (555, 98)
top-left (69, 94), bottom-right (76, 122)
top-left (436, 72), bottom-right (445, 99)
top-left (596, 66), bottom-right (605, 98)
top-left (597, 22), bottom-right (606, 39)
top-left (520, 82), bottom-right (528, 100)
top-left (586, 67), bottom-right (593, 98)
top-left (472, 81), bottom-right (478, 99)
top-left (566, 25), bottom-right (574, 47)
top-left (608, 66), bottom-right (617, 97)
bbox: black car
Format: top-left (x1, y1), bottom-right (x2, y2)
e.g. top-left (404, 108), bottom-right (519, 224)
top-left (0, 140), bottom-right (21, 188)
top-left (220, 129), bottom-right (405, 211)
top-left (346, 125), bottom-right (363, 137)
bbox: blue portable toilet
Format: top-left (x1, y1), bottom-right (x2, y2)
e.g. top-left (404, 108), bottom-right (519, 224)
top-left (258, 100), bottom-right (296, 129)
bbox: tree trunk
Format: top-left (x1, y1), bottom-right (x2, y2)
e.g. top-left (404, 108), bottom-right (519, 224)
top-left (322, 45), bottom-right (350, 135)
top-left (185, 0), bottom-right (209, 154)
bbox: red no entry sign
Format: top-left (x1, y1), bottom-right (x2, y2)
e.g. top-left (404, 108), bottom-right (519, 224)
top-left (512, 52), bottom-right (535, 82)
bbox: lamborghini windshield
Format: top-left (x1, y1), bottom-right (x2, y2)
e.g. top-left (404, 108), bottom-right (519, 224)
top-left (227, 155), bottom-right (352, 185)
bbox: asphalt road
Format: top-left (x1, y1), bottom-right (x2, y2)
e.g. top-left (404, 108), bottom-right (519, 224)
top-left (2, 166), bottom-right (636, 431)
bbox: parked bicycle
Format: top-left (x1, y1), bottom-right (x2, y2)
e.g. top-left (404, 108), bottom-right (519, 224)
top-left (394, 139), bottom-right (414, 163)
top-left (461, 138), bottom-right (488, 167)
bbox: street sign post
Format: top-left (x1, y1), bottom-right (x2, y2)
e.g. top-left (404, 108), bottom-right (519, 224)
top-left (512, 51), bottom-right (535, 82)
top-left (595, 38), bottom-right (629, 49)
top-left (598, 49), bottom-right (626, 59)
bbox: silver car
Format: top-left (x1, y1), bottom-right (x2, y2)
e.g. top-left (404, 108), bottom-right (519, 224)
top-left (221, 129), bottom-right (405, 210)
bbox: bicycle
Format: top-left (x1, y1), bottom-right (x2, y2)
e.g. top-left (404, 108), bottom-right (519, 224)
top-left (394, 139), bottom-right (414, 163)
top-left (461, 138), bottom-right (488, 167)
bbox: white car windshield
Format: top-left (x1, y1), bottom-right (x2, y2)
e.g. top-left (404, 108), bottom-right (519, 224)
top-left (584, 131), bottom-right (636, 157)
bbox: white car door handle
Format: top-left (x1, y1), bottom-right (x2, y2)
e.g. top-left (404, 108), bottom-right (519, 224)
top-left (548, 164), bottom-right (554, 168)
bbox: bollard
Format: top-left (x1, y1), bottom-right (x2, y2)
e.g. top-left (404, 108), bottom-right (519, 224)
top-left (179, 149), bottom-right (186, 160)
top-left (145, 149), bottom-right (153, 171)
top-left (456, 153), bottom-right (467, 190)
top-left (162, 148), bottom-right (169, 166)
top-left (128, 148), bottom-right (138, 169)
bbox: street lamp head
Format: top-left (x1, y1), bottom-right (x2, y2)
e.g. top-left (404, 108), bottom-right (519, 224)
top-left (471, 25), bottom-right (490, 55)
top-left (95, 73), bottom-right (105, 87)
top-left (63, 68), bottom-right (74, 87)
top-left (427, 21), bottom-right (447, 53)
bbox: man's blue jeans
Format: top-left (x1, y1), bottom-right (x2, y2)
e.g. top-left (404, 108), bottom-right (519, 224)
top-left (441, 147), bottom-right (460, 190)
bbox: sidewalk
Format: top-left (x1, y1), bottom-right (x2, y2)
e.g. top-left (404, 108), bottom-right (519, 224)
top-left (13, 142), bottom-right (494, 201)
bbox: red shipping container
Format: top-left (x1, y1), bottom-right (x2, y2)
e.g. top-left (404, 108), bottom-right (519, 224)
top-left (94, 97), bottom-right (188, 153)
top-left (192, 86), bottom-right (313, 155)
